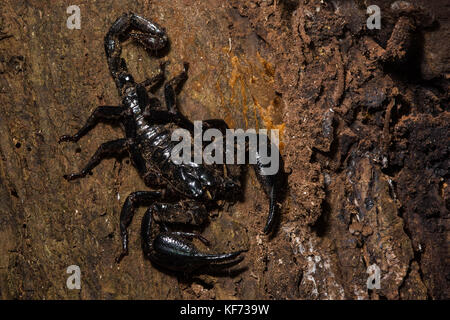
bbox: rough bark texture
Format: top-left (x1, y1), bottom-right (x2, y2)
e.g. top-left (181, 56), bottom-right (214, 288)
top-left (0, 0), bottom-right (448, 299)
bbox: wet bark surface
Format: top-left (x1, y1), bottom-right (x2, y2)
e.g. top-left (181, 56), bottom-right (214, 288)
top-left (0, 0), bottom-right (448, 299)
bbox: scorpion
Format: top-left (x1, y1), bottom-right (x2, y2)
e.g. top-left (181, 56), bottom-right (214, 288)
top-left (59, 13), bottom-right (286, 273)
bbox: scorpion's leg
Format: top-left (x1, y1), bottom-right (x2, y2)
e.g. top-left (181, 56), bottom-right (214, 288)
top-left (202, 119), bottom-right (285, 234)
top-left (139, 61), bottom-right (167, 93)
top-left (142, 114), bottom-right (229, 139)
top-left (142, 109), bottom-right (194, 132)
top-left (161, 65), bottom-right (231, 134)
top-left (143, 64), bottom-right (230, 135)
top-left (118, 198), bottom-right (210, 263)
top-left (168, 232), bottom-right (210, 246)
top-left (158, 222), bottom-right (210, 246)
top-left (116, 191), bottom-right (164, 263)
top-left (251, 134), bottom-right (286, 234)
top-left (63, 138), bottom-right (128, 181)
top-left (59, 106), bottom-right (125, 143)
top-left (164, 62), bottom-right (189, 113)
top-left (151, 201), bottom-right (208, 226)
top-left (143, 62), bottom-right (194, 130)
top-left (141, 206), bottom-right (245, 271)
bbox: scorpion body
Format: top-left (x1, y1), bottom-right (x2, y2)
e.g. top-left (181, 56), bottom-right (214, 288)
top-left (59, 13), bottom-right (285, 272)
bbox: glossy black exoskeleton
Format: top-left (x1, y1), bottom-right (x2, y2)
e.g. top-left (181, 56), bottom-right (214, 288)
top-left (59, 12), bottom-right (286, 273)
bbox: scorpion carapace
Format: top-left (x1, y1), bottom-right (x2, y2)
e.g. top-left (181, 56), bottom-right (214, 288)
top-left (59, 12), bottom-right (286, 273)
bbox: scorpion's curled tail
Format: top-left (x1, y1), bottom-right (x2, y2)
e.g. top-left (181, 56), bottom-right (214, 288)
top-left (104, 12), bottom-right (168, 94)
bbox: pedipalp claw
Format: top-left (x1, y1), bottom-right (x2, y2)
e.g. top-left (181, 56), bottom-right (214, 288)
top-left (147, 232), bottom-right (246, 272)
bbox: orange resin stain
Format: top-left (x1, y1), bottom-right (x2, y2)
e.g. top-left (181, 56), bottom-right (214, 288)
top-left (220, 53), bottom-right (285, 152)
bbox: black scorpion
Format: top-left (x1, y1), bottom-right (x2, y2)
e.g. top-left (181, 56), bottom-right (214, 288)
top-left (59, 13), bottom-right (286, 272)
